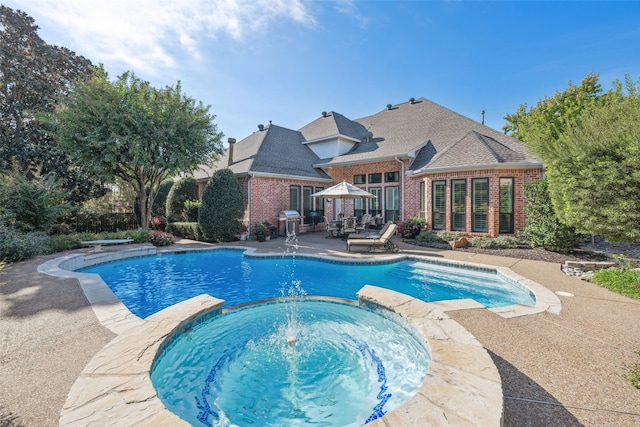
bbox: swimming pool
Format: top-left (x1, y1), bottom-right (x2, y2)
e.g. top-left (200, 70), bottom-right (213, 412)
top-left (80, 249), bottom-right (536, 318)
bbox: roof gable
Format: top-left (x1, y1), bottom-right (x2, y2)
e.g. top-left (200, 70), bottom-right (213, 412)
top-left (426, 130), bottom-right (530, 170)
top-left (299, 111), bottom-right (367, 142)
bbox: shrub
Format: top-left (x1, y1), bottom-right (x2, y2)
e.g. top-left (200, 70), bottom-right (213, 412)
top-left (48, 234), bottom-right (84, 252)
top-left (401, 216), bottom-right (427, 239)
top-left (520, 179), bottom-right (582, 251)
top-left (0, 228), bottom-right (51, 262)
top-left (153, 179), bottom-right (175, 218)
top-left (415, 231), bottom-right (445, 243)
top-left (470, 236), bottom-right (522, 249)
top-left (166, 176), bottom-right (198, 222)
top-left (166, 222), bottom-right (204, 241)
top-left (184, 200), bottom-right (201, 222)
top-left (198, 169), bottom-right (244, 242)
top-left (149, 231), bottom-right (177, 246)
top-left (436, 231), bottom-right (463, 242)
top-left (0, 173), bottom-right (69, 233)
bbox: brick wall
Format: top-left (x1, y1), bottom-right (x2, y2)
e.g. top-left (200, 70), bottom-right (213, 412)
top-left (414, 167), bottom-right (543, 237)
top-left (196, 165), bottom-right (543, 238)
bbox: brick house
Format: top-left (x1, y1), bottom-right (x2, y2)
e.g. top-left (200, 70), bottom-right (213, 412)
top-left (193, 97), bottom-right (543, 237)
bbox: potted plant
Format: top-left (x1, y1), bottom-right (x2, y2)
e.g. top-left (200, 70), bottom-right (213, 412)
top-left (255, 220), bottom-right (270, 242)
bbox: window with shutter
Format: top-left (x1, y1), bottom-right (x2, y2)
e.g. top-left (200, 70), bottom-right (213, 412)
top-left (451, 179), bottom-right (466, 231)
top-left (432, 180), bottom-right (446, 230)
top-left (499, 178), bottom-right (514, 234)
top-left (472, 178), bottom-right (488, 232)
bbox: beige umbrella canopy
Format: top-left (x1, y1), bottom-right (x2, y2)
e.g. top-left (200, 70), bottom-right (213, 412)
top-left (312, 180), bottom-right (375, 220)
top-left (311, 180), bottom-right (375, 200)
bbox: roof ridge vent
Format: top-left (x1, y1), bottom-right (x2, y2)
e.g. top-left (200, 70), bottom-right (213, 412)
top-left (386, 104), bottom-right (392, 110)
top-left (409, 97), bottom-right (416, 104)
top-left (258, 124), bottom-right (264, 131)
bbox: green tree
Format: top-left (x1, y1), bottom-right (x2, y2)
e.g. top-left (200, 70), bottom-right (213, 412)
top-left (198, 169), bottom-right (244, 242)
top-left (505, 73), bottom-right (640, 243)
top-left (519, 179), bottom-right (581, 251)
top-left (0, 5), bottom-right (106, 203)
top-left (548, 80), bottom-right (640, 242)
top-left (165, 176), bottom-right (198, 222)
top-left (504, 72), bottom-right (603, 157)
top-left (54, 68), bottom-right (224, 229)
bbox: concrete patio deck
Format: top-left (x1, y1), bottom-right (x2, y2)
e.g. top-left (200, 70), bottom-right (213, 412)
top-left (1, 232), bottom-right (640, 426)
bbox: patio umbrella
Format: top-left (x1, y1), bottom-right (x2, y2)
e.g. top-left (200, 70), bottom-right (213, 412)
top-left (311, 180), bottom-right (375, 200)
top-left (312, 180), bottom-right (375, 221)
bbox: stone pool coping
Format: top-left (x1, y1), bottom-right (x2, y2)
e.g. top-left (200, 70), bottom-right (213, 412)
top-left (38, 246), bottom-right (561, 426)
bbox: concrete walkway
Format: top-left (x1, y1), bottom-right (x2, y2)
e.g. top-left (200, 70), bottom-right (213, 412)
top-left (1, 233), bottom-right (639, 426)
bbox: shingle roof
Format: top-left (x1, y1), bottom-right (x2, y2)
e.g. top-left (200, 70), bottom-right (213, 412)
top-left (195, 97), bottom-right (539, 181)
top-left (424, 130), bottom-right (532, 170)
top-left (299, 111), bottom-right (368, 142)
top-left (193, 124), bottom-right (331, 181)
top-left (317, 97), bottom-right (538, 170)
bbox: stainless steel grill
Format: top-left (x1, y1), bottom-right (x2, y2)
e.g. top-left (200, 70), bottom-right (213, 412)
top-left (279, 210), bottom-right (301, 235)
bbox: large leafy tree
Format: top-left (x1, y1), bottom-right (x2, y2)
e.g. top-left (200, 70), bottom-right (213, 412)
top-left (54, 68), bottom-right (224, 229)
top-left (0, 5), bottom-right (106, 203)
top-left (505, 73), bottom-right (640, 242)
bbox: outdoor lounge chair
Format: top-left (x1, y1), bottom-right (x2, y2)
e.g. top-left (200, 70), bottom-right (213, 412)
top-left (346, 222), bottom-right (399, 253)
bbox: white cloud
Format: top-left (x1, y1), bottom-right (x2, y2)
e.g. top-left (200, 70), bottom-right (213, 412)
top-left (10, 0), bottom-right (316, 75)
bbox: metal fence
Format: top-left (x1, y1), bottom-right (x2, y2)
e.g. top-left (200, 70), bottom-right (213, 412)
top-left (64, 213), bottom-right (140, 234)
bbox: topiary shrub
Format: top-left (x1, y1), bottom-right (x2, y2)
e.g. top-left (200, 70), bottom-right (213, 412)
top-left (153, 179), bottom-right (175, 218)
top-left (166, 222), bottom-right (204, 241)
top-left (520, 179), bottom-right (582, 251)
top-left (166, 176), bottom-right (198, 222)
top-left (198, 169), bottom-right (244, 242)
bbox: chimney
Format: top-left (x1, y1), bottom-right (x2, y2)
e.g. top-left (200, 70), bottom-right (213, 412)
top-left (481, 110), bottom-right (485, 125)
top-left (227, 137), bottom-right (236, 166)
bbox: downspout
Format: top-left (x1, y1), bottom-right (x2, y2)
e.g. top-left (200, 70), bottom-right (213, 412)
top-left (247, 172), bottom-right (254, 234)
top-left (395, 157), bottom-right (405, 220)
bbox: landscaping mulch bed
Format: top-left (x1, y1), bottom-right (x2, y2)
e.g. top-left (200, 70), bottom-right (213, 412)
top-left (410, 235), bottom-right (640, 266)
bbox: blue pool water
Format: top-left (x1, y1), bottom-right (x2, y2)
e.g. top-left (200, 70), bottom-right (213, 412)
top-left (151, 300), bottom-right (431, 427)
top-left (81, 249), bottom-right (535, 319)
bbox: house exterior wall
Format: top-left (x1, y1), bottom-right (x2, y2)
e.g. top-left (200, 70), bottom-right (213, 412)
top-left (196, 165), bottom-right (543, 238)
top-left (413, 167), bottom-right (544, 237)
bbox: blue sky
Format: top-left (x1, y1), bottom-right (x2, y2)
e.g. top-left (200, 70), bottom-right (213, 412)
top-left (6, 0), bottom-right (640, 143)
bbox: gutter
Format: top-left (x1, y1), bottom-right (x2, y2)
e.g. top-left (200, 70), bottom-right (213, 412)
top-left (242, 171), bottom-right (333, 182)
top-left (247, 172), bottom-right (254, 234)
top-left (407, 161), bottom-right (544, 176)
top-left (313, 154), bottom-right (411, 169)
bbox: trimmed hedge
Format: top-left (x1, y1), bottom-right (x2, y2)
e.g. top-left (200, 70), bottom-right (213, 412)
top-left (166, 222), bottom-right (204, 241)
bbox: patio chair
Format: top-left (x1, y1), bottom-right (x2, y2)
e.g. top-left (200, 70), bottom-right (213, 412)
top-left (342, 216), bottom-right (357, 235)
top-left (355, 214), bottom-right (371, 233)
top-left (324, 216), bottom-right (340, 238)
top-left (347, 222), bottom-right (399, 253)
